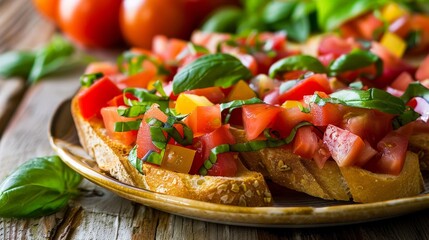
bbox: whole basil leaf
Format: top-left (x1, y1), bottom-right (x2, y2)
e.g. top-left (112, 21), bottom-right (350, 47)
top-left (0, 51), bottom-right (36, 78)
top-left (172, 53), bottom-right (253, 94)
top-left (269, 55), bottom-right (327, 78)
top-left (201, 7), bottom-right (244, 33)
top-left (329, 88), bottom-right (406, 114)
top-left (328, 50), bottom-right (383, 79)
top-left (0, 156), bottom-right (82, 218)
top-left (316, 0), bottom-right (387, 31)
top-left (263, 1), bottom-right (296, 24)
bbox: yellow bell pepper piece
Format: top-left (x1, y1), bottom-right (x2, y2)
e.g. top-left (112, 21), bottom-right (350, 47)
top-left (381, 3), bottom-right (408, 23)
top-left (161, 144), bottom-right (196, 174)
top-left (380, 32), bottom-right (406, 58)
top-left (175, 93), bottom-right (213, 114)
top-left (226, 80), bottom-right (257, 101)
top-left (281, 100), bottom-right (302, 109)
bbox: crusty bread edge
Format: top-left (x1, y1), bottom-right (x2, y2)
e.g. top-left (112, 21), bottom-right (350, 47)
top-left (71, 95), bottom-right (272, 207)
top-left (230, 127), bottom-right (425, 203)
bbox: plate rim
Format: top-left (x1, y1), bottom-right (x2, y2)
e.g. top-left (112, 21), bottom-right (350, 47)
top-left (48, 99), bottom-right (429, 227)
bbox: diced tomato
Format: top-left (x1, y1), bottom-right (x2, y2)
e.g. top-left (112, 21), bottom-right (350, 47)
top-left (185, 87), bottom-right (225, 104)
top-left (191, 31), bottom-right (232, 53)
top-left (234, 53), bottom-right (258, 76)
top-left (152, 35), bottom-right (188, 62)
top-left (78, 77), bottom-right (122, 120)
top-left (390, 72), bottom-right (414, 91)
top-left (84, 61), bottom-right (119, 76)
top-left (107, 93), bottom-right (138, 107)
top-left (416, 54), bottom-right (429, 81)
top-left (115, 67), bottom-right (159, 89)
top-left (136, 105), bottom-right (168, 159)
top-left (100, 106), bottom-right (139, 145)
top-left (263, 88), bottom-right (281, 105)
top-left (370, 42), bottom-right (416, 88)
top-left (184, 105), bottom-right (222, 137)
top-left (242, 104), bottom-right (283, 140)
top-left (293, 126), bottom-right (318, 159)
top-left (259, 32), bottom-right (287, 53)
top-left (408, 14), bottom-right (429, 53)
top-left (277, 74), bottom-right (332, 103)
top-left (273, 106), bottom-right (312, 137)
top-left (207, 153), bottom-right (238, 177)
top-left (293, 126), bottom-right (331, 168)
top-left (308, 101), bottom-right (344, 127)
top-left (323, 124), bottom-right (368, 167)
top-left (282, 70), bottom-right (307, 80)
top-left (389, 15), bottom-right (411, 38)
top-left (318, 35), bottom-right (356, 58)
top-left (341, 108), bottom-right (394, 147)
top-left (340, 12), bottom-right (384, 40)
top-left (189, 124), bottom-right (237, 176)
top-left (365, 131), bottom-right (408, 175)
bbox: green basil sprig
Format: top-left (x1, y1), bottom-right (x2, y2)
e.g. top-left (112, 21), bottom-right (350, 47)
top-left (123, 88), bottom-right (170, 111)
top-left (172, 53), bottom-right (253, 94)
top-left (269, 55), bottom-right (327, 78)
top-left (269, 50), bottom-right (382, 80)
top-left (326, 88), bottom-right (406, 114)
top-left (0, 156), bottom-right (82, 218)
top-left (0, 35), bottom-right (90, 84)
top-left (329, 49), bottom-right (383, 79)
top-left (316, 0), bottom-right (386, 31)
top-left (0, 51), bottom-right (35, 78)
top-left (201, 7), bottom-right (244, 33)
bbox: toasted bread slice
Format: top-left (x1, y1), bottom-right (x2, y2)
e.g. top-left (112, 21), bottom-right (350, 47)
top-left (71, 96), bottom-right (272, 207)
top-left (409, 134), bottom-right (429, 171)
top-left (230, 128), bottom-right (425, 203)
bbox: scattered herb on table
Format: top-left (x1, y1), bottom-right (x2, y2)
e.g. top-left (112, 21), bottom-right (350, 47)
top-left (0, 35), bottom-right (93, 84)
top-left (0, 155), bottom-right (82, 218)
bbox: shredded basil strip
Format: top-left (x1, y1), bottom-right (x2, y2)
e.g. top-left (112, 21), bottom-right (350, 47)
top-left (269, 55), bottom-right (328, 78)
top-left (328, 88), bottom-right (406, 114)
top-left (117, 105), bottom-right (150, 117)
top-left (114, 120), bottom-right (142, 132)
top-left (198, 144), bottom-right (231, 176)
top-left (147, 117), bottom-right (194, 148)
top-left (198, 121), bottom-right (312, 176)
top-left (128, 146), bottom-right (144, 173)
top-left (220, 97), bottom-right (263, 123)
top-left (123, 88), bottom-right (169, 111)
top-left (153, 80), bottom-right (167, 97)
top-left (172, 53), bottom-right (253, 94)
top-left (148, 118), bottom-right (168, 150)
top-left (80, 72), bottom-right (104, 87)
top-left (328, 49), bottom-right (383, 79)
top-left (143, 149), bottom-right (164, 165)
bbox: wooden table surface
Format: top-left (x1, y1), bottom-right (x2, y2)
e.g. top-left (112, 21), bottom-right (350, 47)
top-left (1, 1), bottom-right (429, 239)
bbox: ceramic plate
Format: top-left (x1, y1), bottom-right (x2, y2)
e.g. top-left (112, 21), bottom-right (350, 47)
top-left (49, 99), bottom-right (429, 227)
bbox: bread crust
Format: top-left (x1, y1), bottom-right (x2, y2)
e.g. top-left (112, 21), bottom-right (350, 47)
top-left (230, 127), bottom-right (425, 203)
top-left (71, 96), bottom-right (272, 207)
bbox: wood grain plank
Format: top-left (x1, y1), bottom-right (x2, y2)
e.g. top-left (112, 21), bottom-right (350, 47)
top-left (0, 78), bottom-right (25, 136)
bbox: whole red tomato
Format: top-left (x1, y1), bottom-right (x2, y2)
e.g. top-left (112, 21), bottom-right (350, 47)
top-left (119, 0), bottom-right (191, 49)
top-left (58, 0), bottom-right (123, 48)
top-left (32, 0), bottom-right (59, 22)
